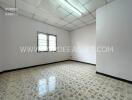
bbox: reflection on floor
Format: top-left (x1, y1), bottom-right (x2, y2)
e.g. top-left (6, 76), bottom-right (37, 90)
top-left (0, 61), bottom-right (132, 100)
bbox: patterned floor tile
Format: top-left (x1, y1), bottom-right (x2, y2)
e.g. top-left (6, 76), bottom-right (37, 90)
top-left (0, 61), bottom-right (132, 100)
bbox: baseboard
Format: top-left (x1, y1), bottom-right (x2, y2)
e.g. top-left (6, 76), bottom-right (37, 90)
top-left (96, 71), bottom-right (132, 84)
top-left (70, 60), bottom-right (96, 66)
top-left (0, 59), bottom-right (96, 74)
top-left (0, 60), bottom-right (70, 74)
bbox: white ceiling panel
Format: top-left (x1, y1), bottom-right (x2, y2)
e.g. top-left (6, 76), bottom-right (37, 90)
top-left (57, 7), bottom-right (70, 18)
top-left (36, 7), bottom-right (54, 17)
top-left (38, 0), bottom-right (56, 13)
top-left (56, 19), bottom-right (68, 26)
top-left (71, 20), bottom-right (86, 26)
top-left (59, 0), bottom-right (74, 14)
top-left (0, 0), bottom-right (115, 31)
top-left (55, 23), bottom-right (64, 27)
top-left (66, 0), bottom-right (88, 14)
top-left (84, 0), bottom-right (106, 12)
top-left (45, 16), bottom-right (61, 25)
top-left (64, 14), bottom-right (78, 22)
top-left (33, 15), bottom-right (48, 23)
top-left (50, 0), bottom-right (60, 8)
top-left (65, 23), bottom-right (75, 28)
top-left (16, 0), bottom-right (36, 14)
top-left (79, 14), bottom-right (94, 23)
top-left (78, 0), bottom-right (92, 5)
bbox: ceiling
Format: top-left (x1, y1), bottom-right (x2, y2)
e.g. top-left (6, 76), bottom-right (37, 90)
top-left (0, 0), bottom-right (115, 31)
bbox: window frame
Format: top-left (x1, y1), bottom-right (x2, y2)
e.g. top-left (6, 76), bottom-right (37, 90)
top-left (48, 34), bottom-right (57, 52)
top-left (37, 32), bottom-right (57, 52)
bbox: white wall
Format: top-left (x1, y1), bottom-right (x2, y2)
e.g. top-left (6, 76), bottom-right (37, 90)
top-left (71, 23), bottom-right (96, 64)
top-left (0, 15), bottom-right (3, 70)
top-left (1, 15), bottom-right (70, 72)
top-left (97, 0), bottom-right (132, 81)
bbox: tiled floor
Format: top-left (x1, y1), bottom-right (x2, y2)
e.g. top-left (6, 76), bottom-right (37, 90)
top-left (0, 61), bottom-right (132, 100)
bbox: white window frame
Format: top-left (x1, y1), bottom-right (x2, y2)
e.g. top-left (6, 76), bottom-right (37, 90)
top-left (37, 32), bottom-right (57, 52)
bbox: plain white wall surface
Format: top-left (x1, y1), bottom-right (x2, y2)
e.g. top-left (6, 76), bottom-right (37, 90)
top-left (1, 15), bottom-right (70, 72)
top-left (97, 0), bottom-right (132, 81)
top-left (0, 15), bottom-right (3, 70)
top-left (71, 23), bottom-right (96, 64)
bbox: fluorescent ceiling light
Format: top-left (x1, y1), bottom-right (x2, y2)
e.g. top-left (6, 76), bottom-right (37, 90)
top-left (59, 0), bottom-right (82, 16)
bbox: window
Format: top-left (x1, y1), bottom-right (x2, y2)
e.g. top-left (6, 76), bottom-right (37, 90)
top-left (37, 32), bottom-right (57, 52)
top-left (38, 33), bottom-right (48, 52)
top-left (49, 35), bottom-right (57, 51)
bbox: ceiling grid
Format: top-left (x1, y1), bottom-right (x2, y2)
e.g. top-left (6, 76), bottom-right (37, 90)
top-left (0, 0), bottom-right (115, 31)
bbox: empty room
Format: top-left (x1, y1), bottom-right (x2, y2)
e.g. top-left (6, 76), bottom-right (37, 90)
top-left (0, 0), bottom-right (132, 100)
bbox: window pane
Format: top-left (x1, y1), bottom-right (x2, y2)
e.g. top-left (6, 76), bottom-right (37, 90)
top-left (38, 33), bottom-right (48, 51)
top-left (38, 34), bottom-right (47, 39)
top-left (49, 35), bottom-right (56, 51)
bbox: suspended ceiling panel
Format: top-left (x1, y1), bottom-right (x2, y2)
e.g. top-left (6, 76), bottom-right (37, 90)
top-left (0, 0), bottom-right (115, 31)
